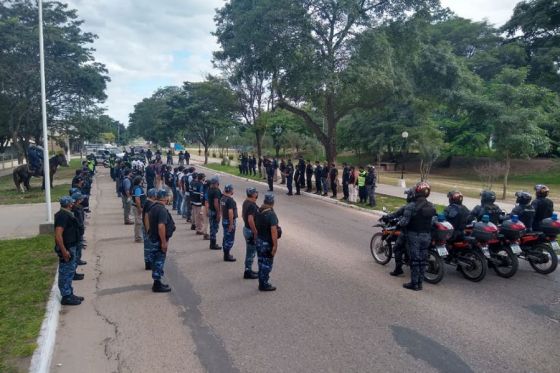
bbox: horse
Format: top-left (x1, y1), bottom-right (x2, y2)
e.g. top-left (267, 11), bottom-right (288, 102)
top-left (13, 153), bottom-right (68, 192)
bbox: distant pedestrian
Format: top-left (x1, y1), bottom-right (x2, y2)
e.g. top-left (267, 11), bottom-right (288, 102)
top-left (329, 163), bottom-right (338, 198)
top-left (349, 166), bottom-right (358, 203)
top-left (255, 193), bottom-right (280, 291)
top-left (132, 176), bottom-right (146, 242)
top-left (266, 159), bottom-right (274, 192)
top-left (220, 184), bottom-right (238, 262)
top-left (314, 161), bottom-right (322, 194)
top-left (142, 188), bottom-right (158, 270)
top-left (366, 166), bottom-right (377, 207)
top-left (321, 162), bottom-right (329, 196)
top-left (207, 176), bottom-right (223, 250)
top-left (121, 169), bottom-right (133, 224)
top-left (357, 166), bottom-right (367, 203)
top-left (342, 163), bottom-right (350, 201)
top-left (305, 160), bottom-right (313, 192)
top-left (285, 159), bottom-right (294, 195)
top-left (55, 196), bottom-right (83, 305)
top-left (280, 159), bottom-right (286, 184)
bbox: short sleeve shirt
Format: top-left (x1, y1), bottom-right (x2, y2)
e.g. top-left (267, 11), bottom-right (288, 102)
top-left (256, 208), bottom-right (279, 245)
top-left (208, 188), bottom-right (222, 212)
top-left (55, 209), bottom-right (80, 247)
top-left (220, 195), bottom-right (238, 220)
top-left (242, 200), bottom-right (258, 229)
top-left (148, 203), bottom-right (169, 243)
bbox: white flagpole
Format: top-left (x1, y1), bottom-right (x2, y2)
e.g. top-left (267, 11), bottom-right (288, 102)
top-left (38, 0), bottom-right (53, 223)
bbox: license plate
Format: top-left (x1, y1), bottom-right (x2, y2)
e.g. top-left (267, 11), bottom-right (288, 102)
top-left (510, 244), bottom-right (522, 255)
top-left (552, 241), bottom-right (560, 254)
top-left (436, 245), bottom-right (448, 257)
top-left (481, 246), bottom-right (491, 258)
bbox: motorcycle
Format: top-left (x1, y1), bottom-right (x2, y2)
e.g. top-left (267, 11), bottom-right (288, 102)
top-left (370, 217), bottom-right (445, 284)
top-left (466, 216), bottom-right (519, 279)
top-left (444, 237), bottom-right (488, 282)
top-left (517, 215), bottom-right (560, 275)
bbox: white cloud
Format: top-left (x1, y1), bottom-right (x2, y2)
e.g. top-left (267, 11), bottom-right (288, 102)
top-left (65, 0), bottom-right (521, 125)
top-left (65, 0), bottom-right (222, 125)
top-left (441, 0), bottom-right (519, 26)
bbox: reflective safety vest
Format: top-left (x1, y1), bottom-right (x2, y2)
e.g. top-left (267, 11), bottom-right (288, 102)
top-left (357, 171), bottom-right (366, 187)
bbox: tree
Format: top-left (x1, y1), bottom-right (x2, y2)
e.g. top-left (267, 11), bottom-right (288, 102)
top-left (214, 0), bottom-right (441, 163)
top-left (0, 0), bottom-right (108, 160)
top-left (169, 77), bottom-right (239, 164)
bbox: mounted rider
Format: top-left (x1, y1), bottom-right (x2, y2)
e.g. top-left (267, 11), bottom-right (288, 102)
top-left (28, 144), bottom-right (45, 176)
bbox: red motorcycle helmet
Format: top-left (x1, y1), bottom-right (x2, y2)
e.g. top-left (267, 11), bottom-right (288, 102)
top-left (535, 184), bottom-right (550, 198)
top-left (415, 181), bottom-right (431, 198)
top-left (447, 190), bottom-right (463, 205)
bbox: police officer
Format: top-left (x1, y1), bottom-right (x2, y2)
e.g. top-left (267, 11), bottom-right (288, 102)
top-left (121, 169), bottom-right (133, 225)
top-left (255, 192), bottom-right (280, 291)
top-left (132, 176), bottom-right (146, 243)
top-left (220, 184), bottom-right (237, 262)
top-left (285, 159), bottom-right (295, 196)
top-left (265, 159), bottom-right (275, 191)
top-left (71, 192), bottom-right (87, 267)
top-left (279, 159), bottom-right (287, 184)
top-left (55, 196), bottom-right (83, 305)
top-left (531, 184), bottom-right (554, 231)
top-left (468, 190), bottom-right (503, 224)
top-left (207, 176), bottom-right (223, 250)
top-left (190, 173), bottom-right (205, 236)
top-left (383, 188), bottom-right (415, 276)
top-left (398, 182), bottom-right (436, 291)
top-left (294, 164), bottom-right (302, 195)
top-left (297, 157), bottom-right (306, 189)
top-left (305, 160), bottom-right (314, 192)
top-left (510, 191), bottom-right (536, 231)
top-left (342, 163), bottom-right (350, 200)
top-left (444, 191), bottom-right (470, 241)
top-left (242, 187), bottom-right (259, 279)
top-left (147, 189), bottom-right (175, 292)
top-left (142, 188), bottom-right (158, 270)
top-left (314, 161), bottom-right (323, 194)
top-left (329, 163), bottom-right (338, 198)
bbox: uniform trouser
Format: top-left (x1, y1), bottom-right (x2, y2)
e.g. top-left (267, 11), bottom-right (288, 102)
top-left (367, 185), bottom-right (376, 207)
top-left (116, 180), bottom-right (122, 197)
top-left (243, 227), bottom-right (257, 271)
top-left (132, 205), bottom-right (142, 241)
top-left (407, 232), bottom-right (431, 286)
top-left (393, 234), bottom-right (406, 268)
top-left (192, 205), bottom-right (203, 232)
top-left (76, 237), bottom-right (84, 262)
top-left (306, 176), bottom-right (313, 191)
top-left (209, 210), bottom-right (220, 241)
top-left (331, 181), bottom-right (337, 197)
top-left (222, 219), bottom-right (236, 254)
top-left (122, 195), bottom-right (131, 222)
top-left (281, 173), bottom-right (286, 184)
top-left (321, 178), bottom-right (329, 194)
top-left (142, 228), bottom-right (150, 264)
top-left (295, 179), bottom-right (301, 194)
top-left (201, 206), bottom-right (209, 234)
top-left (316, 178), bottom-right (322, 193)
top-left (257, 239), bottom-right (274, 287)
top-left (176, 192), bottom-right (183, 215)
top-left (267, 177), bottom-right (273, 191)
top-left (182, 194), bottom-right (191, 219)
top-left (58, 246), bottom-right (77, 297)
top-left (273, 169), bottom-right (278, 181)
top-left (287, 175), bottom-right (293, 194)
top-left (172, 187), bottom-right (178, 209)
top-left (147, 240), bottom-right (166, 280)
top-left (358, 186), bottom-right (367, 203)
top-left (343, 182), bottom-right (349, 199)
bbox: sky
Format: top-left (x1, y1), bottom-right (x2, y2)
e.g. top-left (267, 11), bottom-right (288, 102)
top-left (65, 0), bottom-right (520, 126)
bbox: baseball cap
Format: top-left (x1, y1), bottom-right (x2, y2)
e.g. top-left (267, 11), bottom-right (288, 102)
top-left (246, 187), bottom-right (258, 197)
top-left (71, 192), bottom-right (83, 202)
top-left (264, 192), bottom-right (275, 204)
top-left (60, 196), bottom-right (73, 207)
top-left (224, 184), bottom-right (234, 193)
top-left (147, 188), bottom-right (157, 198)
top-left (157, 189), bottom-right (169, 199)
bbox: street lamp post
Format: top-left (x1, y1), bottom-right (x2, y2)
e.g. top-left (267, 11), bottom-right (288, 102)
top-left (399, 131), bottom-right (409, 188)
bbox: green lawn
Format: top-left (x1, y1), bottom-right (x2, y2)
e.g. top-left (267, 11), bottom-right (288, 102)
top-left (0, 158), bottom-right (85, 205)
top-left (345, 194), bottom-right (446, 213)
top-left (0, 235), bottom-right (58, 373)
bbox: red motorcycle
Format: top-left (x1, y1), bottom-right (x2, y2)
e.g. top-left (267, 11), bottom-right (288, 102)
top-left (517, 215), bottom-right (560, 274)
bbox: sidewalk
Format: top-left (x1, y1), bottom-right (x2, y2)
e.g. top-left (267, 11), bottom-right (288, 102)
top-left (0, 203), bottom-right (49, 238)
top-left (191, 154), bottom-right (514, 212)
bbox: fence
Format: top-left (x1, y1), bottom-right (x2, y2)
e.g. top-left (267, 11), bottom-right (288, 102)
top-left (0, 154), bottom-right (24, 170)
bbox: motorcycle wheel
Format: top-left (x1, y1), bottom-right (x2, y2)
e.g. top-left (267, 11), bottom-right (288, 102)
top-left (529, 243), bottom-right (558, 275)
top-left (370, 233), bottom-right (392, 265)
top-left (423, 250), bottom-right (444, 284)
top-left (491, 245), bottom-right (519, 278)
top-left (459, 250), bottom-right (487, 282)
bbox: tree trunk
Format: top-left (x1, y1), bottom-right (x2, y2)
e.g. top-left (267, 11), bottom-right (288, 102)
top-left (255, 129), bottom-right (264, 160)
top-left (502, 155), bottom-right (510, 200)
top-left (204, 145), bottom-right (209, 165)
top-left (324, 94), bottom-right (337, 164)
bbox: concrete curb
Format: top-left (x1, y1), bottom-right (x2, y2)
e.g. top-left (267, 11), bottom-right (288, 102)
top-left (29, 272), bottom-right (60, 373)
top-left (197, 165), bottom-right (383, 217)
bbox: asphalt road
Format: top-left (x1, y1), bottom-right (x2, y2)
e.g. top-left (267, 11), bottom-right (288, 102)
top-left (53, 168), bottom-right (560, 373)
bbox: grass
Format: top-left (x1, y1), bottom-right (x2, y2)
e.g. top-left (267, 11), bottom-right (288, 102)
top-left (204, 163), bottom-right (263, 182)
top-left (0, 158), bottom-right (85, 205)
top-left (0, 235), bottom-right (58, 373)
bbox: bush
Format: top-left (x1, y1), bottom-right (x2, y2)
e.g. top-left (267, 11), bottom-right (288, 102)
top-left (228, 155), bottom-right (234, 160)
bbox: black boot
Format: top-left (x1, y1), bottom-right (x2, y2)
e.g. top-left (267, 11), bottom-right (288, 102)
top-left (61, 295), bottom-right (81, 305)
top-left (390, 266), bottom-right (404, 276)
top-left (244, 270), bottom-right (258, 279)
top-left (210, 239), bottom-right (221, 250)
top-left (402, 282), bottom-right (420, 291)
top-left (191, 224), bottom-right (196, 231)
top-left (73, 273), bottom-right (84, 281)
top-left (145, 262), bottom-right (152, 270)
top-left (224, 253), bottom-right (237, 262)
top-left (152, 280), bottom-right (171, 293)
top-left (72, 294), bottom-right (85, 302)
top-left (258, 284), bottom-right (277, 291)
top-left (77, 259), bottom-right (87, 266)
